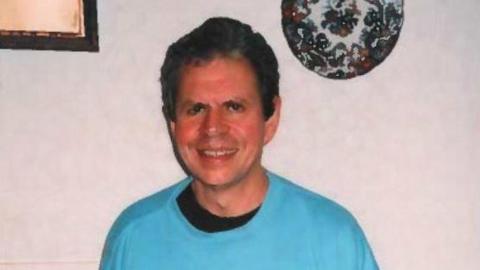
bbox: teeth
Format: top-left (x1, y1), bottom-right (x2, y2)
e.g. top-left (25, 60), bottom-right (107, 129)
top-left (202, 149), bottom-right (236, 157)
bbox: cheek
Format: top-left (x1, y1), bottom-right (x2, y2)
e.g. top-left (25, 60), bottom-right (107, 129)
top-left (174, 123), bottom-right (198, 147)
top-left (233, 120), bottom-right (265, 146)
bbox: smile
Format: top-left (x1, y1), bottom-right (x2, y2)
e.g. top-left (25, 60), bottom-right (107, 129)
top-left (198, 149), bottom-right (238, 158)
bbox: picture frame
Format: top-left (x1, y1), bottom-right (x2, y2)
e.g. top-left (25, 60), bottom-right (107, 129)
top-left (0, 0), bottom-right (98, 52)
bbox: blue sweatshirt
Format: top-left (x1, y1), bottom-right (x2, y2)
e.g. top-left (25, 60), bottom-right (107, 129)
top-left (100, 172), bottom-right (379, 270)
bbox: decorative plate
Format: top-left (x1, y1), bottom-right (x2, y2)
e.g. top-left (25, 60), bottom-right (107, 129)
top-left (281, 0), bottom-right (404, 79)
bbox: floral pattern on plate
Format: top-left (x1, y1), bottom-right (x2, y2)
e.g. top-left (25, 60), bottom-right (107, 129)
top-left (282, 0), bottom-right (404, 79)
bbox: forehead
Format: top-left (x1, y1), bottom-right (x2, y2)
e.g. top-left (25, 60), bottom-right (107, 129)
top-left (177, 56), bottom-right (260, 101)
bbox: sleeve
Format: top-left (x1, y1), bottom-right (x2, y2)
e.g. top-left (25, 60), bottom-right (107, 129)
top-left (99, 221), bottom-right (132, 270)
top-left (335, 219), bottom-right (379, 270)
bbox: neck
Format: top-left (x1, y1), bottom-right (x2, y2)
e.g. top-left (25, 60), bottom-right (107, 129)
top-left (191, 170), bottom-right (269, 217)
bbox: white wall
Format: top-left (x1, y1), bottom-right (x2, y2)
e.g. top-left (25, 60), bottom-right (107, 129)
top-left (1, 1), bottom-right (479, 269)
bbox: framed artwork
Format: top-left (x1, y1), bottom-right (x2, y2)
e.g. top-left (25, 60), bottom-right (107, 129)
top-left (0, 0), bottom-right (98, 52)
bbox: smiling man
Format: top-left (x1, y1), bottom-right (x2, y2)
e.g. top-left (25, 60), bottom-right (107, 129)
top-left (100, 17), bottom-right (379, 270)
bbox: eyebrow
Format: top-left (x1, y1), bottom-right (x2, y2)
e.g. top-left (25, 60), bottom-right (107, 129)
top-left (176, 100), bottom-right (207, 112)
top-left (223, 98), bottom-right (249, 105)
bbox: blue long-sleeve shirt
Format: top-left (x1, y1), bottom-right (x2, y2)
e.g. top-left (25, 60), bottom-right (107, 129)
top-left (100, 172), bottom-right (379, 270)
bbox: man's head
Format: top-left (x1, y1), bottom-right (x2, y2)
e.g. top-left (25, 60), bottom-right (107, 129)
top-left (160, 17), bottom-right (279, 122)
top-left (160, 17), bottom-right (281, 189)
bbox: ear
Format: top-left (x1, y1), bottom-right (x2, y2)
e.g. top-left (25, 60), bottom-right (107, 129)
top-left (263, 96), bottom-right (281, 145)
top-left (169, 120), bottom-right (176, 137)
top-left (163, 105), bottom-right (176, 137)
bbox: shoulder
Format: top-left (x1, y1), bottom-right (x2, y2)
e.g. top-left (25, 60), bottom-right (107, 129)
top-left (268, 172), bottom-right (359, 229)
top-left (268, 172), bottom-right (379, 269)
top-left (100, 179), bottom-right (190, 269)
top-left (105, 179), bottom-right (189, 242)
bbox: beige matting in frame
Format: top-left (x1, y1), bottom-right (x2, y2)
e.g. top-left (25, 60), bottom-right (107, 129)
top-left (0, 0), bottom-right (84, 36)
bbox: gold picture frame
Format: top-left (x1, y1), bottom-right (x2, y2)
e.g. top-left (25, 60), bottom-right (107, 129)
top-left (0, 0), bottom-right (98, 52)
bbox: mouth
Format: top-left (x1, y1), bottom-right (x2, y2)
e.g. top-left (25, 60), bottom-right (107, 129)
top-left (198, 148), bottom-right (238, 159)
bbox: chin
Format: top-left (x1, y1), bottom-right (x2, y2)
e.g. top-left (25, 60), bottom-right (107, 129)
top-left (193, 171), bottom-right (243, 189)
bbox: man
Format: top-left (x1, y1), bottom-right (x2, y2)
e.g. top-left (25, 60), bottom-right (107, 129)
top-left (100, 17), bottom-right (378, 270)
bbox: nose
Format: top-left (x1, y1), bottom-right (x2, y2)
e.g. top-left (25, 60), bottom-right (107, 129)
top-left (201, 108), bottom-right (227, 136)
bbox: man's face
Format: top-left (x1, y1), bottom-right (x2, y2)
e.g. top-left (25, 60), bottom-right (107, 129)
top-left (170, 56), bottom-right (280, 188)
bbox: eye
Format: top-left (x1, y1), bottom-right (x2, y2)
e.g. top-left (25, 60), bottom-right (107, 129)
top-left (225, 101), bottom-right (244, 112)
top-left (186, 103), bottom-right (205, 115)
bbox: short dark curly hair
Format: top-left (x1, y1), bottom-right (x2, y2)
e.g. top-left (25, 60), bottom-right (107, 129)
top-left (160, 17), bottom-right (279, 121)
